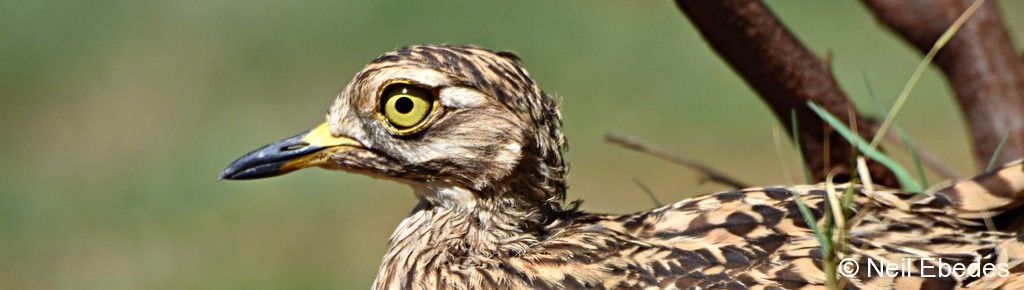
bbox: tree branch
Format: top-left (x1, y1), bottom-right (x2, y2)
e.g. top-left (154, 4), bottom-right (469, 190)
top-left (674, 0), bottom-right (899, 187)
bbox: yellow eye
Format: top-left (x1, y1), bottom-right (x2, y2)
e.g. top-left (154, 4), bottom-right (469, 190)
top-left (380, 84), bottom-right (434, 130)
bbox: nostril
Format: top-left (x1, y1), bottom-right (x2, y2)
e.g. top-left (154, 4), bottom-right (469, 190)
top-left (282, 143), bottom-right (309, 151)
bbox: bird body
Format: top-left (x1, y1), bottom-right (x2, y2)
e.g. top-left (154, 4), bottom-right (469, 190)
top-left (374, 167), bottom-right (1024, 290)
top-left (221, 45), bottom-right (1024, 289)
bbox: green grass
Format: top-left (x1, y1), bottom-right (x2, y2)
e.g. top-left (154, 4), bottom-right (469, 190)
top-left (807, 102), bottom-right (922, 192)
top-left (791, 110), bottom-right (814, 184)
top-left (791, 2), bottom-right (988, 287)
top-left (632, 179), bottom-right (662, 207)
top-left (868, 0), bottom-right (988, 149)
top-left (988, 132), bottom-right (1012, 172)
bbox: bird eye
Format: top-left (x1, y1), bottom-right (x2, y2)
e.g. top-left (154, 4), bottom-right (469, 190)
top-left (380, 83), bottom-right (435, 131)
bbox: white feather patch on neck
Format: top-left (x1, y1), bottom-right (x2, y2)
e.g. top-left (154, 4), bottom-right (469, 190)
top-left (413, 182), bottom-right (478, 209)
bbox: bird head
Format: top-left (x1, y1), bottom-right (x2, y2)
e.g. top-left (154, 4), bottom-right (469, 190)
top-left (221, 45), bottom-right (568, 211)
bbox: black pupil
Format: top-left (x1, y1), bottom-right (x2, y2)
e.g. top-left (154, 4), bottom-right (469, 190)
top-left (395, 97), bottom-right (414, 114)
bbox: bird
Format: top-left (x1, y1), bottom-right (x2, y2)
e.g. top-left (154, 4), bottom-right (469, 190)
top-left (220, 44), bottom-right (1024, 290)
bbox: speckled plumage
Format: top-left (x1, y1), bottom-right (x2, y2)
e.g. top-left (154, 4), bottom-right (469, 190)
top-left (226, 45), bottom-right (1024, 290)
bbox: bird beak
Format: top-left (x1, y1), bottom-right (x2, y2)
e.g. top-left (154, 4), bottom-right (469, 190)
top-left (219, 122), bottom-right (363, 180)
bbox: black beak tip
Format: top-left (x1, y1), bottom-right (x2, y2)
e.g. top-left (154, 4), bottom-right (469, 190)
top-left (219, 129), bottom-right (318, 181)
top-left (219, 161), bottom-right (285, 181)
top-left (217, 170), bottom-right (233, 181)
top-left (218, 164), bottom-right (243, 181)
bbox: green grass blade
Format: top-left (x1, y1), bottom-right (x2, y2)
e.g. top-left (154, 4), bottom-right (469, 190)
top-left (865, 72), bottom-right (929, 188)
top-left (862, 71), bottom-right (885, 115)
top-left (868, 0), bottom-right (987, 149)
top-left (772, 126), bottom-right (795, 186)
top-left (631, 178), bottom-right (661, 207)
top-left (895, 127), bottom-right (929, 188)
top-left (791, 110), bottom-right (813, 184)
top-left (792, 191), bottom-right (832, 255)
top-left (987, 131), bottom-right (1011, 172)
top-left (807, 101), bottom-right (921, 192)
top-left (841, 172), bottom-right (858, 218)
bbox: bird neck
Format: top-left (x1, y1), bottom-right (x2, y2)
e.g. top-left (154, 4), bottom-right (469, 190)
top-left (407, 183), bottom-right (547, 243)
top-left (373, 147), bottom-right (573, 288)
top-left (413, 149), bottom-right (570, 226)
top-left (374, 187), bottom-right (542, 289)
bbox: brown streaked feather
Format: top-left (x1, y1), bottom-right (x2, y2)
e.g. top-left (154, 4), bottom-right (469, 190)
top-left (935, 160), bottom-right (1024, 219)
top-left (373, 160), bottom-right (1024, 289)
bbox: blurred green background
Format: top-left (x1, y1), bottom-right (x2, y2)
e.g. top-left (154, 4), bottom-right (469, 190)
top-left (2, 1), bottom-right (1022, 289)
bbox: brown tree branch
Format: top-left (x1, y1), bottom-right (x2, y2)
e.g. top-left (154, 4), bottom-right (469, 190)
top-left (674, 0), bottom-right (899, 187)
top-left (606, 132), bottom-right (749, 189)
top-left (863, 0), bottom-right (1024, 170)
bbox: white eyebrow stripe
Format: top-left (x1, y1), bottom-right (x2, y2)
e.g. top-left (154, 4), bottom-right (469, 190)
top-left (376, 67), bottom-right (449, 88)
top-left (439, 87), bottom-right (489, 109)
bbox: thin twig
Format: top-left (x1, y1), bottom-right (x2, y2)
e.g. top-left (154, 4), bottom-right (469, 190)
top-left (606, 132), bottom-right (749, 189)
